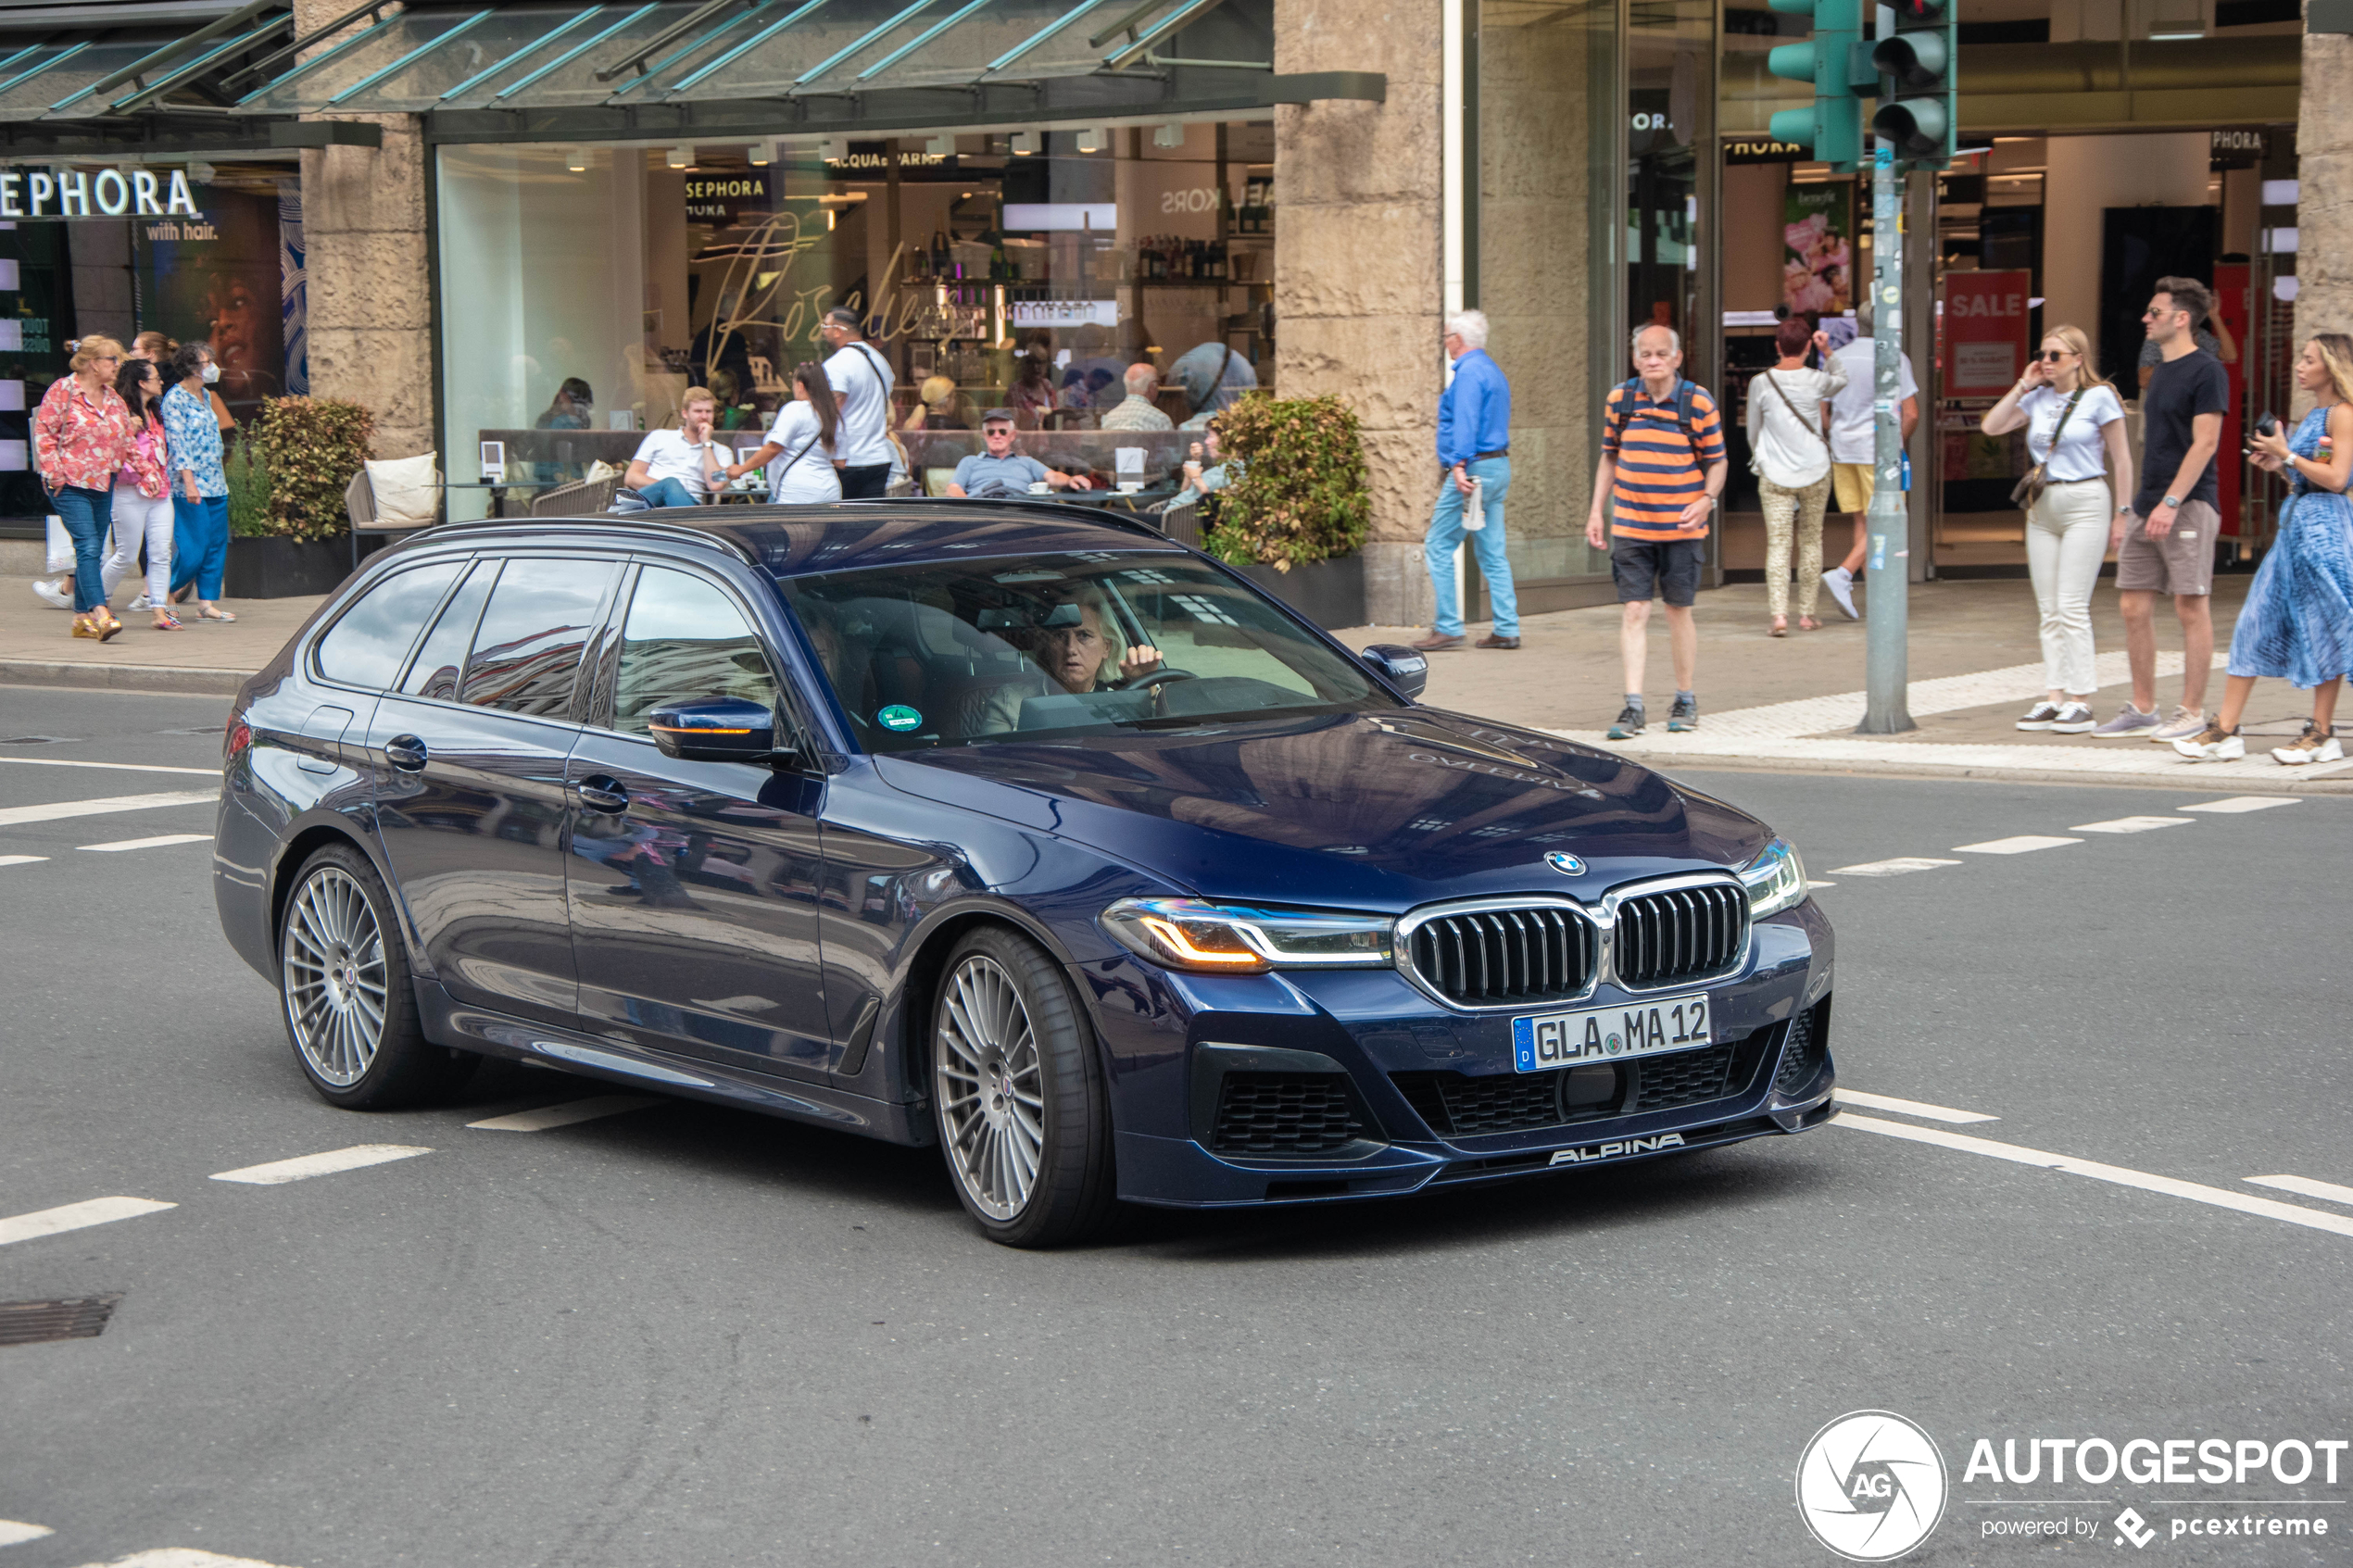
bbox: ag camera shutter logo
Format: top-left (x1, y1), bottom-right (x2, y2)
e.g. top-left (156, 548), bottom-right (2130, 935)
top-left (1796, 1411), bottom-right (1949, 1561)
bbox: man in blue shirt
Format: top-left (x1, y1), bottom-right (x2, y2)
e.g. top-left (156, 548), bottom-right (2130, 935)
top-left (948, 409), bottom-right (1096, 497)
top-left (1416, 309), bottom-right (1517, 650)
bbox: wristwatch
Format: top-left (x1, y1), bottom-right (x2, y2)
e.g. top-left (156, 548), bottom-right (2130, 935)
top-left (2162, 494), bottom-right (2183, 508)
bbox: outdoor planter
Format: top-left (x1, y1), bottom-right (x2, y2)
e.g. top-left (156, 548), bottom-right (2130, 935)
top-left (1234, 553), bottom-right (1365, 630)
top-left (224, 535), bottom-right (352, 599)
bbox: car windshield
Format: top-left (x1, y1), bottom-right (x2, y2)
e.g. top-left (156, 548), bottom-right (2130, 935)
top-left (777, 553), bottom-right (1399, 750)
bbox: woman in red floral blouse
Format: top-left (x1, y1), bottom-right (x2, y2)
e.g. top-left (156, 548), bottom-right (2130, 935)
top-left (35, 334), bottom-right (137, 641)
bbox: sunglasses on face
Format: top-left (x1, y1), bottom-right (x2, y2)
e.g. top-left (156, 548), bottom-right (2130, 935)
top-left (2039, 350), bottom-right (2070, 362)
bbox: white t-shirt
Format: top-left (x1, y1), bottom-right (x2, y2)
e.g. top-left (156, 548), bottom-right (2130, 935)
top-left (763, 399), bottom-right (842, 503)
top-left (1829, 339), bottom-right (1919, 464)
top-left (824, 341), bottom-right (896, 469)
top-left (633, 428), bottom-right (718, 496)
top-left (2020, 383), bottom-right (2125, 483)
top-left (1743, 360), bottom-right (1848, 490)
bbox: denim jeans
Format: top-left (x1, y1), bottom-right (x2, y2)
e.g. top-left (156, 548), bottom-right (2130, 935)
top-left (52, 484), bottom-right (114, 613)
top-left (1422, 455), bottom-right (1516, 638)
top-left (169, 493), bottom-right (230, 600)
top-left (635, 477), bottom-right (705, 509)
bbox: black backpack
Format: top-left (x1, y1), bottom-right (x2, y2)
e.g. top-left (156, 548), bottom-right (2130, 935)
top-left (1608, 375), bottom-right (1702, 459)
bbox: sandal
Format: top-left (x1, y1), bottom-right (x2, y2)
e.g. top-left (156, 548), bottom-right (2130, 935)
top-left (152, 609), bottom-right (182, 631)
top-left (71, 614), bottom-right (100, 640)
top-left (198, 605), bottom-right (237, 622)
top-left (1799, 616), bottom-right (1821, 632)
top-left (1768, 616), bottom-right (1788, 638)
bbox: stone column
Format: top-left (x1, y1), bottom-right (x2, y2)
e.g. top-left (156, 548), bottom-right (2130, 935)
top-left (2296, 19), bottom-right (2351, 416)
top-left (1274, 0), bottom-right (1443, 628)
top-left (293, 0), bottom-right (434, 458)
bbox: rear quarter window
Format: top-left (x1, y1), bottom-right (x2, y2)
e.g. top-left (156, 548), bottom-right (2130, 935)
top-left (312, 560), bottom-right (466, 690)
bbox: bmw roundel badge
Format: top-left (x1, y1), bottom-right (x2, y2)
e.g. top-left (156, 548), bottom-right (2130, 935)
top-left (1544, 851), bottom-right (1585, 876)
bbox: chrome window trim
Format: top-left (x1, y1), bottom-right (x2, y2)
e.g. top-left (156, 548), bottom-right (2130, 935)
top-left (1392, 871), bottom-right (1752, 1013)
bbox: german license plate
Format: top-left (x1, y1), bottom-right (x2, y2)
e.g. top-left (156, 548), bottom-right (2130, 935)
top-left (1512, 994), bottom-right (1711, 1073)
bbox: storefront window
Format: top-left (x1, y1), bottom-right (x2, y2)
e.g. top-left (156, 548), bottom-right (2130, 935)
top-left (436, 122), bottom-right (1276, 519)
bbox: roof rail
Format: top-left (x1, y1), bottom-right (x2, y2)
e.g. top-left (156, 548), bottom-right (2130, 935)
top-left (825, 494), bottom-right (1184, 546)
top-left (415, 513), bottom-right (762, 567)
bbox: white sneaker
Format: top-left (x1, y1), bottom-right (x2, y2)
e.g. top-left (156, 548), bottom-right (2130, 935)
top-left (2170, 724), bottom-right (2245, 762)
top-left (2271, 725), bottom-right (2345, 766)
top-left (2049, 701), bottom-right (2096, 734)
top-left (2149, 706), bottom-right (2208, 743)
top-left (1820, 567), bottom-right (1859, 620)
top-left (2016, 701), bottom-right (2062, 731)
top-left (127, 593), bottom-right (150, 611)
top-left (31, 577), bottom-right (69, 609)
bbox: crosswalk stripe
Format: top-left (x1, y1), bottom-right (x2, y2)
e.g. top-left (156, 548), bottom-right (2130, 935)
top-left (0, 791), bottom-right (217, 828)
top-left (1835, 1089), bottom-right (1999, 1124)
top-left (467, 1095), bottom-right (664, 1132)
top-left (0, 1520), bottom-right (53, 1547)
top-left (77, 834), bottom-right (212, 853)
top-left (2070, 815), bottom-right (2196, 834)
top-left (0, 855), bottom-right (49, 867)
top-left (0, 757), bottom-right (217, 776)
top-left (209, 1145), bottom-right (433, 1185)
top-left (2180, 796), bottom-right (2301, 813)
top-left (1952, 834), bottom-right (2082, 855)
top-left (1824, 857), bottom-right (1960, 877)
top-left (0, 1196), bottom-right (175, 1248)
top-left (66, 1552), bottom-right (308, 1567)
top-left (2246, 1173), bottom-right (2353, 1207)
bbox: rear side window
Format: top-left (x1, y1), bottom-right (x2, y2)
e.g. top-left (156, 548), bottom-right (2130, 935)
top-left (401, 561), bottom-right (493, 701)
top-left (611, 567), bottom-right (779, 735)
top-left (314, 561), bottom-right (463, 690)
top-left (461, 558), bottom-right (615, 718)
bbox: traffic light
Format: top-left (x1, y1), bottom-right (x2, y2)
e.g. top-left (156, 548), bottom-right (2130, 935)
top-left (1871, 0), bottom-right (1957, 166)
top-left (1765, 0), bottom-right (1865, 170)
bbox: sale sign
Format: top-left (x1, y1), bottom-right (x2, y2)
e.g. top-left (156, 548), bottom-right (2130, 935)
top-left (1941, 270), bottom-right (2033, 396)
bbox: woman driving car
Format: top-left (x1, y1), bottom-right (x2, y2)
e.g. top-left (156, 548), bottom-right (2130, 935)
top-left (953, 584), bottom-right (1164, 736)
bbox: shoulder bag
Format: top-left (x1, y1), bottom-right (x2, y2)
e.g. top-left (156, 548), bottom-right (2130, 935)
top-left (2009, 386), bottom-right (2087, 509)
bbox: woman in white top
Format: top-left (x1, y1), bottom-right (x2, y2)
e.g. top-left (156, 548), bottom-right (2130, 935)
top-left (1744, 319), bottom-right (1848, 634)
top-left (1979, 324), bottom-right (2133, 733)
top-left (726, 361), bottom-right (844, 504)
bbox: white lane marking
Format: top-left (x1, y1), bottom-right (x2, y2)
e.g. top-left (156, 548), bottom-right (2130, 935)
top-left (0, 791), bottom-right (217, 829)
top-left (2181, 796), bottom-right (2302, 813)
top-left (0, 855), bottom-right (49, 867)
top-left (0, 756), bottom-right (218, 776)
top-left (2247, 1173), bottom-right (2353, 1207)
top-left (0, 1196), bottom-right (175, 1248)
top-left (0, 1520), bottom-right (54, 1547)
top-left (1837, 1114), bottom-right (2353, 1240)
top-left (66, 1553), bottom-right (307, 1567)
top-left (209, 1145), bottom-right (433, 1185)
top-left (1835, 1089), bottom-right (1999, 1124)
top-left (468, 1095), bottom-right (663, 1132)
top-left (77, 834), bottom-right (211, 853)
top-left (1806, 880), bottom-right (1836, 889)
top-left (2070, 815), bottom-right (2196, 834)
top-left (1952, 834), bottom-right (2082, 855)
top-left (1825, 857), bottom-right (1961, 877)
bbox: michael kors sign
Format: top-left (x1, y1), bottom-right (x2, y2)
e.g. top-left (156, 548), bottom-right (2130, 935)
top-left (0, 167), bottom-right (201, 220)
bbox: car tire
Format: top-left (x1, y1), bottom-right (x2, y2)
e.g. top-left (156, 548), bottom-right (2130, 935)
top-left (930, 926), bottom-right (1119, 1248)
top-left (278, 842), bottom-right (472, 1110)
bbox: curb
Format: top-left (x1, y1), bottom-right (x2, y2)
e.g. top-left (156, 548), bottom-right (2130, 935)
top-left (1601, 748), bottom-right (2353, 796)
top-left (0, 659), bottom-right (252, 696)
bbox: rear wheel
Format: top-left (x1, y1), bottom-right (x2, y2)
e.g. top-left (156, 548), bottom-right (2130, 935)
top-left (278, 842), bottom-right (472, 1109)
top-left (930, 927), bottom-right (1118, 1247)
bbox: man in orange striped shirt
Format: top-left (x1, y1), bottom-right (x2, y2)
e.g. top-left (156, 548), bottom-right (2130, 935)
top-left (1583, 323), bottom-right (1729, 739)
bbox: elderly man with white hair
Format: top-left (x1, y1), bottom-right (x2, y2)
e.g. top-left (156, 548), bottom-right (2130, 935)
top-left (1415, 308), bottom-right (1518, 650)
top-left (1098, 362), bottom-right (1175, 431)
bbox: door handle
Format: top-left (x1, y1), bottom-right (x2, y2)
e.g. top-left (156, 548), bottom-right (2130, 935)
top-left (384, 734), bottom-right (428, 771)
top-left (574, 777), bottom-right (630, 814)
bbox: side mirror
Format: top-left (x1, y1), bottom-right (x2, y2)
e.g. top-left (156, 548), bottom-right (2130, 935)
top-left (1359, 644), bottom-right (1428, 701)
top-left (648, 696), bottom-right (786, 764)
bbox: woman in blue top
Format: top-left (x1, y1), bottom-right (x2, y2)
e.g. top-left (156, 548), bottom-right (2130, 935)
top-left (2171, 332), bottom-right (2353, 765)
top-left (160, 341), bottom-right (235, 621)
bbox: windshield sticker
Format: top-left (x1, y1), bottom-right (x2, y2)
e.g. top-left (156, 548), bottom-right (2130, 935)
top-left (877, 705), bottom-right (925, 733)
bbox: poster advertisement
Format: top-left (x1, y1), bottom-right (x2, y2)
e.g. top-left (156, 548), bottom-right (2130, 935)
top-left (1941, 268), bottom-right (2033, 397)
top-left (1781, 183), bottom-right (1854, 317)
top-left (132, 182), bottom-right (287, 422)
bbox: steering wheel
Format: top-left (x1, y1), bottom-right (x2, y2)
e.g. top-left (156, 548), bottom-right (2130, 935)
top-left (1118, 667), bottom-right (1197, 694)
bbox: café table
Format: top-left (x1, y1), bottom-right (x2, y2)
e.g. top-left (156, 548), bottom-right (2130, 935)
top-left (445, 478), bottom-right (559, 518)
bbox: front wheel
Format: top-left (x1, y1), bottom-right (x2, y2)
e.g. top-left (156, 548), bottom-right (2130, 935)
top-left (278, 842), bottom-right (472, 1109)
top-left (930, 927), bottom-right (1118, 1247)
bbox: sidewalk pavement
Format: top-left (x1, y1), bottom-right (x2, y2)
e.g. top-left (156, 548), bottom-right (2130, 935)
top-left (0, 582), bottom-right (321, 696)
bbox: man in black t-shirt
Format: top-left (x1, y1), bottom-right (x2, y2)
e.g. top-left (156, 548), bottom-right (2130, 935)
top-left (2092, 276), bottom-right (2229, 742)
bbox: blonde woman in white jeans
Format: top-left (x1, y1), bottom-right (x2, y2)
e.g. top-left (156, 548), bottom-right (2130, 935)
top-left (1743, 318), bottom-right (1846, 634)
top-left (1980, 325), bottom-right (2133, 733)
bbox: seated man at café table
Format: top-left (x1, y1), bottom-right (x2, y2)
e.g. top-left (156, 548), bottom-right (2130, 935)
top-left (1099, 363), bottom-right (1175, 432)
top-left (619, 386), bottom-right (724, 508)
top-left (946, 409), bottom-right (1095, 497)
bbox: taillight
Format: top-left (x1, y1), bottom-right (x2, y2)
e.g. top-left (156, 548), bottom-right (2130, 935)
top-left (225, 717), bottom-right (252, 761)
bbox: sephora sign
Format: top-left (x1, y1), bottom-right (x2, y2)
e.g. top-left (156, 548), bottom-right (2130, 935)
top-left (0, 166), bottom-right (201, 220)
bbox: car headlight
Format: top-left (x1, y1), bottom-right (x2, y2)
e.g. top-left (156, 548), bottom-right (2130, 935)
top-left (1739, 837), bottom-right (1808, 920)
top-left (1100, 897), bottom-right (1395, 974)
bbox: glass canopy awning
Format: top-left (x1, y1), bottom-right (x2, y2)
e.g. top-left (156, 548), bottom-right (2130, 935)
top-left (0, 0), bottom-right (296, 124)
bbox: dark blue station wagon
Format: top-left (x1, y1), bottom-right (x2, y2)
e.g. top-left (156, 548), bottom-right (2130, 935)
top-left (213, 503), bottom-right (1836, 1246)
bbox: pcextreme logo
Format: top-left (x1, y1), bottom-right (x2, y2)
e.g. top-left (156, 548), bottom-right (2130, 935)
top-left (1796, 1411), bottom-right (1950, 1562)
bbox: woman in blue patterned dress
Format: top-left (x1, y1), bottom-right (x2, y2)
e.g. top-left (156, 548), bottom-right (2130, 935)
top-left (2171, 333), bottom-right (2353, 765)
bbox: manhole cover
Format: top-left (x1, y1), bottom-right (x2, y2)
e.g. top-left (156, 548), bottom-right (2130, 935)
top-left (0, 1295), bottom-right (122, 1347)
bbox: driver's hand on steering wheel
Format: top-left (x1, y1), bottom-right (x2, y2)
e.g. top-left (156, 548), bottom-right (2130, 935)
top-left (1117, 645), bottom-right (1164, 682)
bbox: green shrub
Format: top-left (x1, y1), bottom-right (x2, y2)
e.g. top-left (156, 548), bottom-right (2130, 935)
top-left (1203, 392), bottom-right (1370, 571)
top-left (250, 396), bottom-right (374, 541)
top-left (225, 437), bottom-right (271, 539)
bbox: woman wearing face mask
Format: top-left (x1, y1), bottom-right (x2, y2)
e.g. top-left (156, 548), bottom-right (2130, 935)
top-left (102, 358), bottom-right (180, 630)
top-left (160, 341), bottom-right (234, 621)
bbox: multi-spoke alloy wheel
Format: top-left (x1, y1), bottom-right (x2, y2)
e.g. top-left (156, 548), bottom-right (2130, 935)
top-left (276, 843), bottom-right (471, 1110)
top-left (930, 928), bottom-right (1118, 1247)
top-left (283, 864), bottom-right (389, 1087)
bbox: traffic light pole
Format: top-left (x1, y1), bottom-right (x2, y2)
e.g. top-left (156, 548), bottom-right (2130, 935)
top-left (1857, 6), bottom-right (1915, 734)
